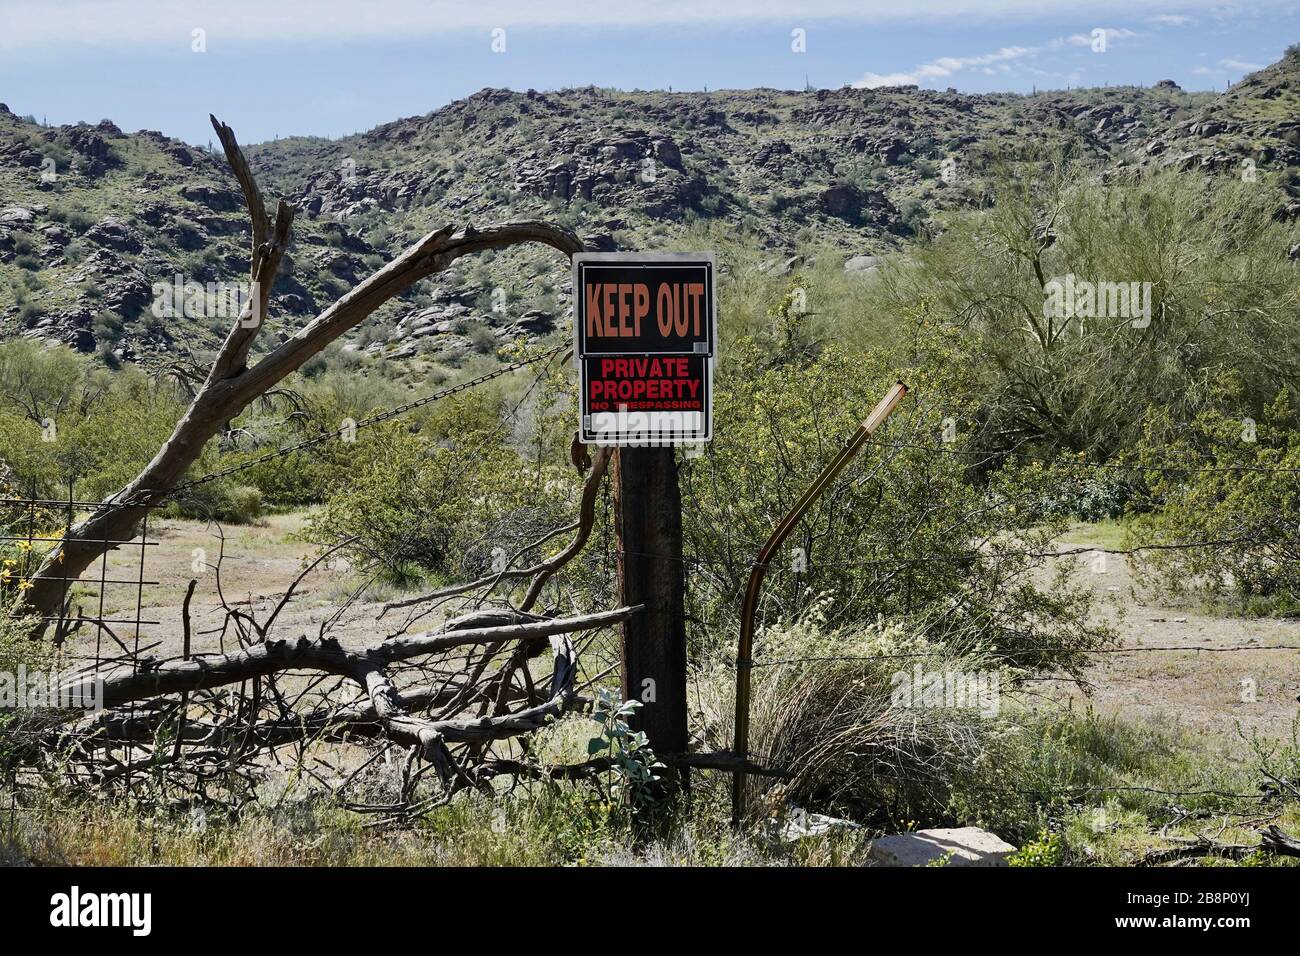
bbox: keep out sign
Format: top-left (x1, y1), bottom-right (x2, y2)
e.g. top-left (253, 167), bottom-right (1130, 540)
top-left (573, 253), bottom-right (716, 445)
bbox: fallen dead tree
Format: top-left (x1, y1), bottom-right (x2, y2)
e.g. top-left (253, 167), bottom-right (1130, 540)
top-left (0, 110), bottom-right (631, 823)
top-left (16, 437), bottom-right (632, 816)
top-left (49, 606), bottom-right (637, 792)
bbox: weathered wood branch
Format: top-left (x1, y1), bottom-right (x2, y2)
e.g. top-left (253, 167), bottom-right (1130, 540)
top-left (521, 446), bottom-right (613, 611)
top-left (23, 114), bottom-right (582, 630)
top-left (208, 113), bottom-right (268, 254)
top-left (1138, 825), bottom-right (1300, 865)
top-left (380, 606), bottom-right (634, 664)
top-left (59, 606), bottom-right (638, 710)
top-left (354, 631), bottom-right (577, 759)
top-left (1259, 824), bottom-right (1300, 856)
top-left (64, 679), bottom-right (531, 751)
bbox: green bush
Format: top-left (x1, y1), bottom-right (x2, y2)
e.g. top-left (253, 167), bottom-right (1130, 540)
top-left (164, 482), bottom-right (263, 524)
top-left (46, 203), bottom-right (95, 233)
top-left (873, 164), bottom-right (1300, 460)
top-left (1008, 830), bottom-right (1063, 866)
top-left (685, 321), bottom-right (1110, 672)
top-left (1127, 376), bottom-right (1300, 609)
top-left (308, 391), bottom-right (575, 584)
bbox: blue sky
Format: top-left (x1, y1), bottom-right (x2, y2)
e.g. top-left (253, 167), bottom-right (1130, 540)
top-left (0, 1), bottom-right (1297, 145)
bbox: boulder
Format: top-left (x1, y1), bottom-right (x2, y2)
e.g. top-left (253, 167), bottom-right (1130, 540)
top-left (1275, 199), bottom-right (1300, 222)
top-left (878, 140), bottom-right (909, 165)
top-left (510, 309), bottom-right (554, 335)
top-left (768, 254), bottom-right (803, 277)
top-left (818, 183), bottom-right (864, 218)
top-left (39, 224), bottom-right (69, 246)
top-left (652, 138), bottom-right (683, 169)
top-left (83, 217), bottom-right (143, 253)
top-left (581, 232), bottom-right (618, 252)
top-left (0, 206), bottom-right (35, 228)
top-left (180, 183), bottom-right (242, 212)
top-left (868, 827), bottom-right (1016, 867)
top-left (844, 254), bottom-right (880, 274)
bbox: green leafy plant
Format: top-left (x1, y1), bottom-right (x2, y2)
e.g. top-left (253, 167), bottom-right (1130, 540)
top-left (587, 688), bottom-right (665, 810)
top-left (1007, 830), bottom-right (1063, 866)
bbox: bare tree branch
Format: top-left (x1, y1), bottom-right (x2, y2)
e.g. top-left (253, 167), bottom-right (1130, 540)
top-left (60, 606), bottom-right (638, 709)
top-left (22, 114), bottom-right (582, 630)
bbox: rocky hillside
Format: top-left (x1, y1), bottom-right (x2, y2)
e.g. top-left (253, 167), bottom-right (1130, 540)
top-left (2, 46), bottom-right (1297, 372)
top-left (1135, 47), bottom-right (1300, 218)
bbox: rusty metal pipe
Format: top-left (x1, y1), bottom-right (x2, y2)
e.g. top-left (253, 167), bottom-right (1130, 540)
top-left (731, 380), bottom-right (908, 826)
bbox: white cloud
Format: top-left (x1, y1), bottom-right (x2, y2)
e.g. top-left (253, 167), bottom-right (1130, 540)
top-left (1148, 14), bottom-right (1194, 26)
top-left (854, 44), bottom-right (1036, 87)
top-left (1192, 56), bottom-right (1266, 76)
top-left (852, 71), bottom-right (922, 87)
top-left (0, 1), bottom-right (1287, 54)
top-left (851, 24), bottom-right (1145, 90)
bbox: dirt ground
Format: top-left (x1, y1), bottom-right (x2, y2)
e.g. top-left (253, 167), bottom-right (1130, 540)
top-left (57, 513), bottom-right (1300, 752)
top-left (58, 511), bottom-right (393, 662)
top-left (1031, 525), bottom-right (1300, 751)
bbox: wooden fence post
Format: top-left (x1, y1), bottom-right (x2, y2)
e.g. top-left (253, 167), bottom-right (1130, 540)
top-left (613, 445), bottom-right (689, 797)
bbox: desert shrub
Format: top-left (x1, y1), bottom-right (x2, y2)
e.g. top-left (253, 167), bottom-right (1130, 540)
top-left (685, 321), bottom-right (1109, 673)
top-left (1127, 376), bottom-right (1300, 611)
top-left (91, 310), bottom-right (124, 347)
top-left (0, 603), bottom-right (54, 770)
top-left (697, 610), bottom-right (1014, 825)
top-left (873, 163), bottom-right (1300, 460)
top-left (467, 323), bottom-right (499, 355)
top-left (16, 302), bottom-right (45, 324)
top-left (0, 466), bottom-right (56, 767)
top-left (61, 240), bottom-right (88, 265)
top-left (309, 391), bottom-right (575, 584)
top-left (1007, 831), bottom-right (1063, 866)
top-left (163, 482), bottom-right (263, 524)
top-left (1034, 471), bottom-right (1133, 522)
top-left (0, 341), bottom-right (200, 502)
top-left (224, 446), bottom-right (338, 508)
top-left (45, 203), bottom-right (95, 233)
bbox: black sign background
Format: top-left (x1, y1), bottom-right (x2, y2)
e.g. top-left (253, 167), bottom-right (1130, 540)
top-left (574, 256), bottom-right (715, 357)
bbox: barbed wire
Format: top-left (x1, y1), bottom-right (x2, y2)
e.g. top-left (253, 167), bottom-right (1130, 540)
top-left (617, 532), bottom-right (1270, 572)
top-left (163, 344), bottom-right (567, 499)
top-left (319, 345), bottom-right (568, 636)
top-left (737, 643), bottom-right (1300, 668)
top-left (863, 437), bottom-right (1300, 475)
top-left (725, 752), bottom-right (1277, 802)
